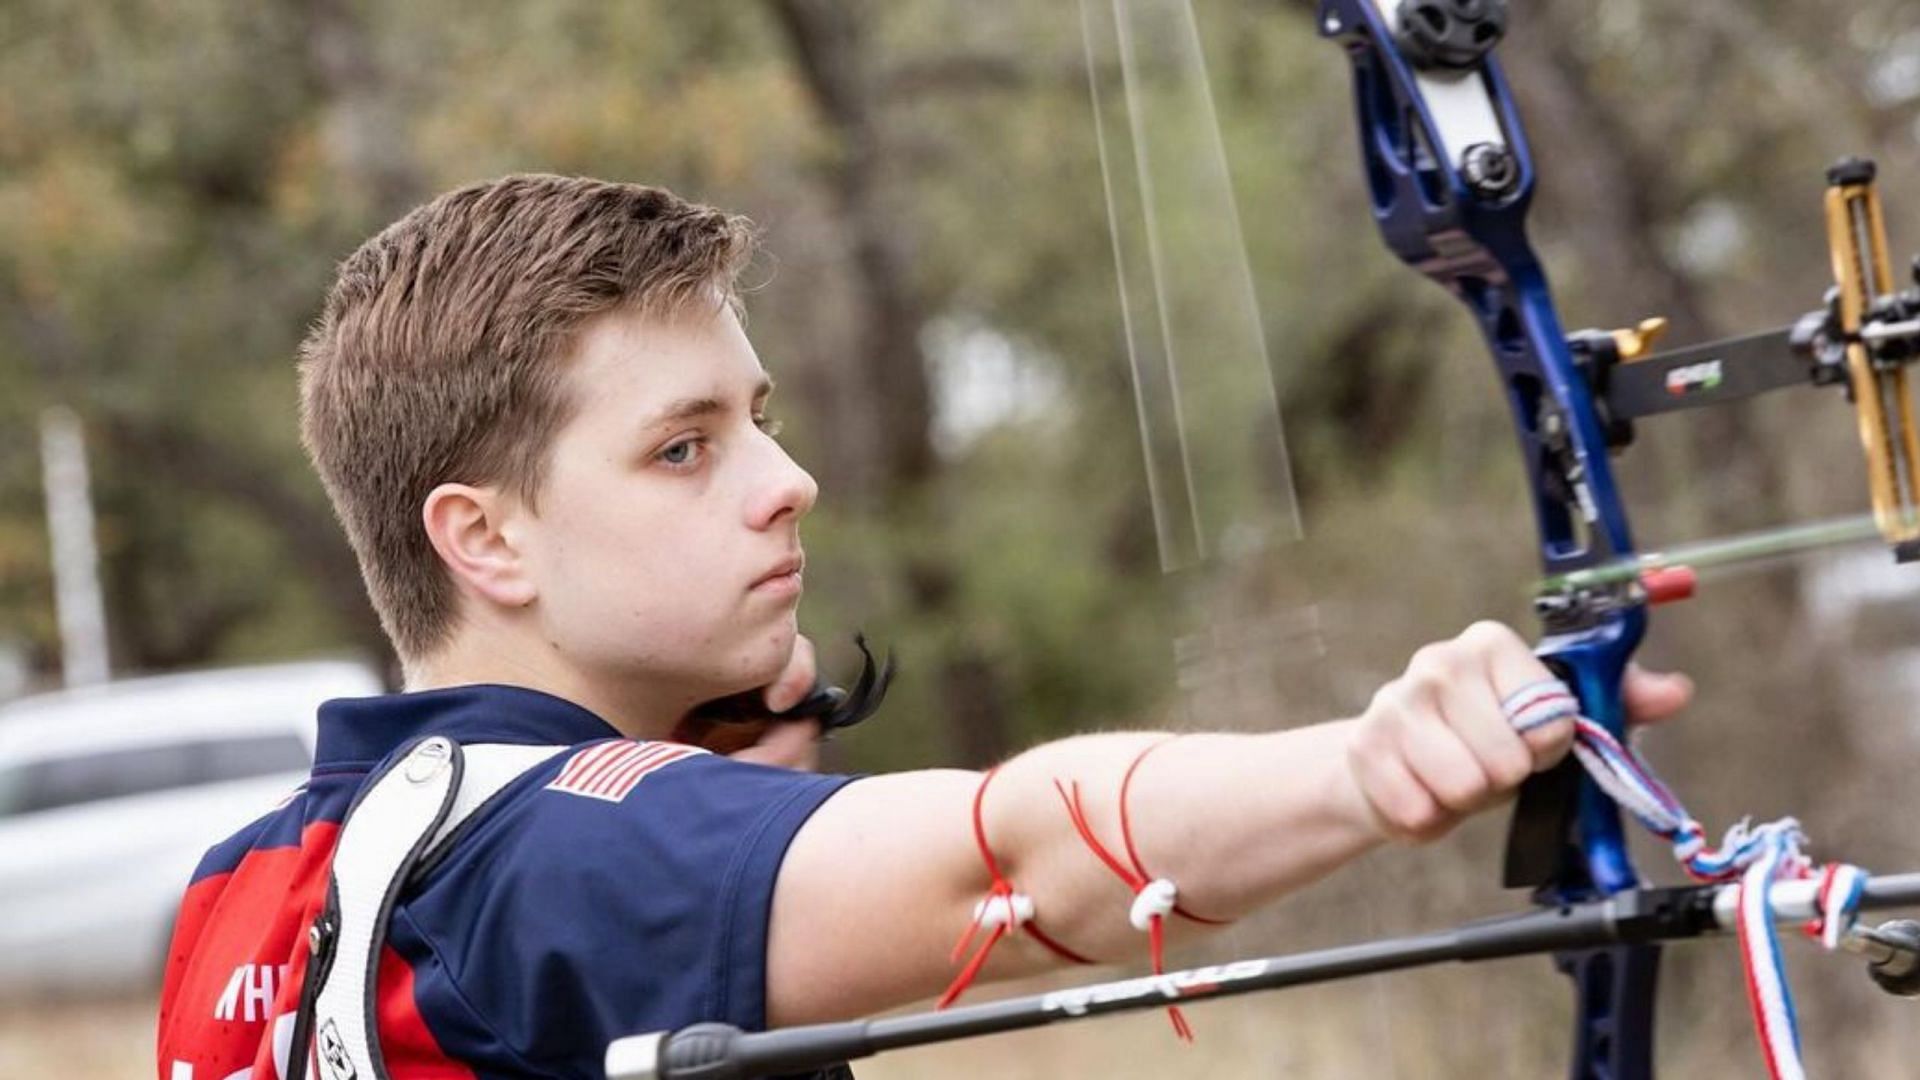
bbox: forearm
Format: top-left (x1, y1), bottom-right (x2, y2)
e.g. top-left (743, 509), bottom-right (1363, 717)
top-left (769, 623), bottom-right (1629, 1023)
top-left (981, 721), bottom-right (1383, 962)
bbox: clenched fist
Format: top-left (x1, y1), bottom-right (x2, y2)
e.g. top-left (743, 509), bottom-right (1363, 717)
top-left (1344, 621), bottom-right (1692, 844)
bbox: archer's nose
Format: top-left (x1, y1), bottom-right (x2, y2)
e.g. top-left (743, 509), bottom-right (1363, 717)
top-left (747, 443), bottom-right (817, 530)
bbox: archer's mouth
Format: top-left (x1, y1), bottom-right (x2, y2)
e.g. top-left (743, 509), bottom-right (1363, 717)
top-left (751, 555), bottom-right (805, 594)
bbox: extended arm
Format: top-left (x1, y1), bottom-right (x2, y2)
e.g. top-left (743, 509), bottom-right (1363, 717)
top-left (766, 621), bottom-right (1690, 1025)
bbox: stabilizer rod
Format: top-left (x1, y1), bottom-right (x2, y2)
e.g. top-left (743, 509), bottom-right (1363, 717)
top-left (604, 873), bottom-right (1920, 1080)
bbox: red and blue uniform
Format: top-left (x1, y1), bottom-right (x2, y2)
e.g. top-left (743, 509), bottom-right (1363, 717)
top-left (157, 684), bottom-right (854, 1079)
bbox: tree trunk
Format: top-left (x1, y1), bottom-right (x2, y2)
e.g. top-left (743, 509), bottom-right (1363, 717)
top-left (768, 0), bottom-right (1011, 764)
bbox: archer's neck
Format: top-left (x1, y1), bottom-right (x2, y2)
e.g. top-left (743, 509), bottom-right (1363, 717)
top-left (403, 627), bottom-right (698, 743)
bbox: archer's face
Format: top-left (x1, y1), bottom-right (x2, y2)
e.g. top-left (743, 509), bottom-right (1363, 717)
top-left (515, 303), bottom-right (816, 710)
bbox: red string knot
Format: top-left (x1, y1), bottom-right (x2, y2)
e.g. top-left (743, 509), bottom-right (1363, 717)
top-left (1129, 878), bottom-right (1179, 931)
top-left (974, 890), bottom-right (1036, 932)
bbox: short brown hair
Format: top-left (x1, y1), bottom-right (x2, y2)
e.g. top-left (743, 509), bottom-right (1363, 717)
top-left (298, 174), bottom-right (755, 660)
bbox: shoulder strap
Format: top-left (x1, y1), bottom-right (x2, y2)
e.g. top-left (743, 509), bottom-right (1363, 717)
top-left (289, 738), bottom-right (566, 1080)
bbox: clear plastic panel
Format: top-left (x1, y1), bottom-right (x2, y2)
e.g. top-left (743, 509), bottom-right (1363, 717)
top-left (1080, 0), bottom-right (1301, 574)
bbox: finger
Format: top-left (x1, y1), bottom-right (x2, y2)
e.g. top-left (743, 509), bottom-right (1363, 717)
top-left (1435, 672), bottom-right (1537, 792)
top-left (1393, 691), bottom-right (1496, 816)
top-left (729, 718), bottom-right (822, 771)
top-left (1349, 729), bottom-right (1448, 842)
top-left (1622, 664), bottom-right (1694, 726)
top-left (763, 634), bottom-right (818, 714)
top-left (1494, 676), bottom-right (1577, 768)
top-left (1419, 651), bottom-right (1533, 795)
top-left (1516, 705), bottom-right (1575, 769)
top-left (1455, 622), bottom-right (1568, 773)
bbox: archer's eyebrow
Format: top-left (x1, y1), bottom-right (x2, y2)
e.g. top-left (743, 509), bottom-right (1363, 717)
top-left (643, 377), bottom-right (775, 428)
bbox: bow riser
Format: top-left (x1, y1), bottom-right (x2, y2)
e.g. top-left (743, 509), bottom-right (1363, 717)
top-left (1320, 0), bottom-right (1644, 891)
top-left (1321, 1), bottom-right (1656, 1074)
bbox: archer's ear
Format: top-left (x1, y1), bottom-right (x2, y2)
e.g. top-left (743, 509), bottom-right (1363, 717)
top-left (421, 483), bottom-right (537, 609)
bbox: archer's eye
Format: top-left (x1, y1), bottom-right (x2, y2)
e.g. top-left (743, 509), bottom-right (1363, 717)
top-left (658, 437), bottom-right (706, 469)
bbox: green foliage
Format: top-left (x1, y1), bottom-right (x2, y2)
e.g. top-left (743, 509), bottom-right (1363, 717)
top-left (1, 0), bottom-right (1916, 771)
top-left (6, 0), bottom-right (1920, 1072)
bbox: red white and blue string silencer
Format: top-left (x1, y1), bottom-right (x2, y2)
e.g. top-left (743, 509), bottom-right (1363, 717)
top-left (1503, 678), bottom-right (1870, 1080)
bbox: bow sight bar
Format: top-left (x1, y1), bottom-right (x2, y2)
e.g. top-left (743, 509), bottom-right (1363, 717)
top-left (1558, 156), bottom-right (1920, 584)
top-left (1535, 161), bottom-right (1920, 626)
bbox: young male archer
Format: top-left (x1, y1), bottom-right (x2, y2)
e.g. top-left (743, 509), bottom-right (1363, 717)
top-left (156, 175), bottom-right (1691, 1079)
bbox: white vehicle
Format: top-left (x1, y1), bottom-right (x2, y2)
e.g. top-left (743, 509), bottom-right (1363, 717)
top-left (0, 660), bottom-right (384, 998)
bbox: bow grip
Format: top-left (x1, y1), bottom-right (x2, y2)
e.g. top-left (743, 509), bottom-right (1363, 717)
top-left (1503, 616), bottom-right (1645, 899)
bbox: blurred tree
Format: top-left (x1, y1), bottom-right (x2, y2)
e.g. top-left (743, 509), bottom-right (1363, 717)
top-left (3, 0), bottom-right (1920, 1072)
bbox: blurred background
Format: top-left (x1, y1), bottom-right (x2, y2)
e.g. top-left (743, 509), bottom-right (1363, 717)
top-left (4, 0), bottom-right (1920, 1075)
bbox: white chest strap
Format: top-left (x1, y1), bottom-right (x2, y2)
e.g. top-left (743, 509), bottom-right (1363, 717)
top-left (292, 737), bottom-right (566, 1080)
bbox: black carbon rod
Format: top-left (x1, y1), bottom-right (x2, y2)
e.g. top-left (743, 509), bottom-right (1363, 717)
top-left (603, 873), bottom-right (1920, 1079)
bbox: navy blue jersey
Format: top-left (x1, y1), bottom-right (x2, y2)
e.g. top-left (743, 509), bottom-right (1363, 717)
top-left (158, 684), bottom-right (856, 1079)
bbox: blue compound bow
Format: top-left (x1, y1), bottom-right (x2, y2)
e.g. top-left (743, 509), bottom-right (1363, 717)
top-left (1316, 0), bottom-right (1658, 1071)
top-left (601, 4), bottom-right (1920, 1077)
top-left (1318, 1), bottom-right (1920, 1073)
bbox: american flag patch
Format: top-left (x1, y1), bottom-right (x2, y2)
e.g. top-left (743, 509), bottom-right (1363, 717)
top-left (545, 740), bottom-right (708, 802)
